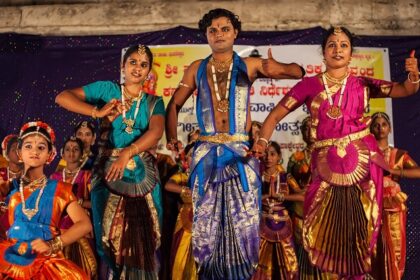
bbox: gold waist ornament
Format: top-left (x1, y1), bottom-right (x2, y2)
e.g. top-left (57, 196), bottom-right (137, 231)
top-left (197, 133), bottom-right (249, 144)
top-left (313, 127), bottom-right (371, 158)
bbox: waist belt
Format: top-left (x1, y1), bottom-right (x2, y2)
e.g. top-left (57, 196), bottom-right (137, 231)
top-left (197, 133), bottom-right (249, 144)
top-left (313, 128), bottom-right (371, 158)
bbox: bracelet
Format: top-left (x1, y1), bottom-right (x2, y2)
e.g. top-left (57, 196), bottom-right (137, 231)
top-left (408, 72), bottom-right (420, 84)
top-left (131, 143), bottom-right (140, 155)
top-left (127, 145), bottom-right (134, 158)
top-left (179, 82), bottom-right (190, 88)
top-left (91, 106), bottom-right (98, 119)
top-left (47, 236), bottom-right (63, 255)
top-left (77, 198), bottom-right (84, 206)
top-left (257, 137), bottom-right (269, 146)
top-left (43, 243), bottom-right (53, 256)
top-left (276, 192), bottom-right (285, 203)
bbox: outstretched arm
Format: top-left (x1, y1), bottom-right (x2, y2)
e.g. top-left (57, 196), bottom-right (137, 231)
top-left (389, 50), bottom-right (419, 98)
top-left (390, 167), bottom-right (420, 179)
top-left (165, 61), bottom-right (200, 148)
top-left (246, 48), bottom-right (304, 82)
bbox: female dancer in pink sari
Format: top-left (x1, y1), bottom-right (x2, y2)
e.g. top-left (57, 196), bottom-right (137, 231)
top-left (253, 27), bottom-right (419, 278)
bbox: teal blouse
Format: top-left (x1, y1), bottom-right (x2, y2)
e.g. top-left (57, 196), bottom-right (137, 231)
top-left (83, 81), bottom-right (165, 149)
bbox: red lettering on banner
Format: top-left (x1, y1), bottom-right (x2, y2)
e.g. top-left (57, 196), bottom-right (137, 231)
top-left (349, 66), bottom-right (375, 76)
top-left (259, 86), bottom-right (291, 96)
top-left (306, 64), bottom-right (323, 75)
top-left (163, 87), bottom-right (177, 97)
top-left (165, 64), bottom-right (178, 79)
top-left (169, 51), bottom-right (184, 57)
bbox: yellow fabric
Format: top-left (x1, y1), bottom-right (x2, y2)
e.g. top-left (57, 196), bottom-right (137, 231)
top-left (172, 208), bottom-right (197, 280)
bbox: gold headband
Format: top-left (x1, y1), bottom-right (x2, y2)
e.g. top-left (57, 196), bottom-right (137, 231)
top-left (81, 121), bottom-right (88, 128)
top-left (373, 112), bottom-right (390, 124)
top-left (333, 26), bottom-right (343, 35)
top-left (138, 45), bottom-right (146, 55)
top-left (21, 131), bottom-right (51, 143)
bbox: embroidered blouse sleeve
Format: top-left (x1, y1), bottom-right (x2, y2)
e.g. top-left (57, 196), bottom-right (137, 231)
top-left (83, 80), bottom-right (118, 105)
top-left (278, 77), bottom-right (311, 111)
top-left (361, 77), bottom-right (393, 98)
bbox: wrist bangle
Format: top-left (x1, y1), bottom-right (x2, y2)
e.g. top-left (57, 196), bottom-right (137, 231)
top-left (131, 143), bottom-right (140, 155)
top-left (47, 236), bottom-right (63, 255)
top-left (258, 137), bottom-right (269, 146)
top-left (408, 72), bottom-right (420, 84)
top-left (91, 106), bottom-right (98, 119)
top-left (43, 243), bottom-right (53, 256)
top-left (77, 198), bottom-right (84, 206)
top-left (179, 82), bottom-right (190, 88)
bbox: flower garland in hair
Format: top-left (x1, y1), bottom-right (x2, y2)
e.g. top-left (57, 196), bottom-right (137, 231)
top-left (1, 134), bottom-right (18, 160)
top-left (19, 121), bottom-right (57, 164)
top-left (19, 121), bottom-right (56, 144)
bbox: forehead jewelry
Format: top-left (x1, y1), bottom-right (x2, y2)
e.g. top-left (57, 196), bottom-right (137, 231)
top-left (138, 45), bottom-right (146, 55)
top-left (81, 121), bottom-right (88, 128)
top-left (333, 26), bottom-right (343, 35)
top-left (34, 126), bottom-right (41, 144)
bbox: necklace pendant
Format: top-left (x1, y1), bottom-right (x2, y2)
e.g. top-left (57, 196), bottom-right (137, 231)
top-left (326, 106), bottom-right (343, 119)
top-left (123, 119), bottom-right (135, 134)
top-left (217, 99), bottom-right (229, 113)
top-left (22, 209), bottom-right (37, 220)
top-left (125, 126), bottom-right (133, 134)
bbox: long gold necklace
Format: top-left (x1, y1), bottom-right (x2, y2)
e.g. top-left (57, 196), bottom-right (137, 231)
top-left (322, 72), bottom-right (348, 119)
top-left (121, 85), bottom-right (143, 134)
top-left (210, 59), bottom-right (233, 113)
top-left (19, 175), bottom-right (47, 220)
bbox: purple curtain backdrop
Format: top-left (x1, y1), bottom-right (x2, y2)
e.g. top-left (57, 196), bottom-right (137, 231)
top-left (0, 26), bottom-right (419, 279)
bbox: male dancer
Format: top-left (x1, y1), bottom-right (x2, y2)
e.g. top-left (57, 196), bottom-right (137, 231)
top-left (166, 8), bottom-right (304, 279)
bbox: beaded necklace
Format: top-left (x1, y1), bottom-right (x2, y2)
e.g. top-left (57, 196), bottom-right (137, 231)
top-left (19, 175), bottom-right (47, 220)
top-left (62, 167), bottom-right (81, 185)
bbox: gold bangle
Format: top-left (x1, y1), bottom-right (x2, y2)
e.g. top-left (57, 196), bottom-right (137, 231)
top-left (276, 192), bottom-right (285, 202)
top-left (408, 72), bottom-right (420, 84)
top-left (258, 137), bottom-right (269, 146)
top-left (179, 82), bottom-right (190, 88)
top-left (43, 243), bottom-right (53, 256)
top-left (131, 143), bottom-right (140, 154)
top-left (47, 236), bottom-right (63, 255)
top-left (91, 106), bottom-right (98, 119)
top-left (77, 198), bottom-right (84, 206)
top-left (128, 145), bottom-right (134, 158)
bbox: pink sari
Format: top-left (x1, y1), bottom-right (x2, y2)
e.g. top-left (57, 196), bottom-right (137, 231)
top-left (279, 74), bottom-right (392, 277)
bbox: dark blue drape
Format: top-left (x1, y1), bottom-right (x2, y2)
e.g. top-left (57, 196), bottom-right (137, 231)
top-left (0, 26), bottom-right (419, 279)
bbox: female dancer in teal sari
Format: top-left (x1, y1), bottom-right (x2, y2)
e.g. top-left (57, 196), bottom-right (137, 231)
top-left (56, 45), bottom-right (165, 279)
